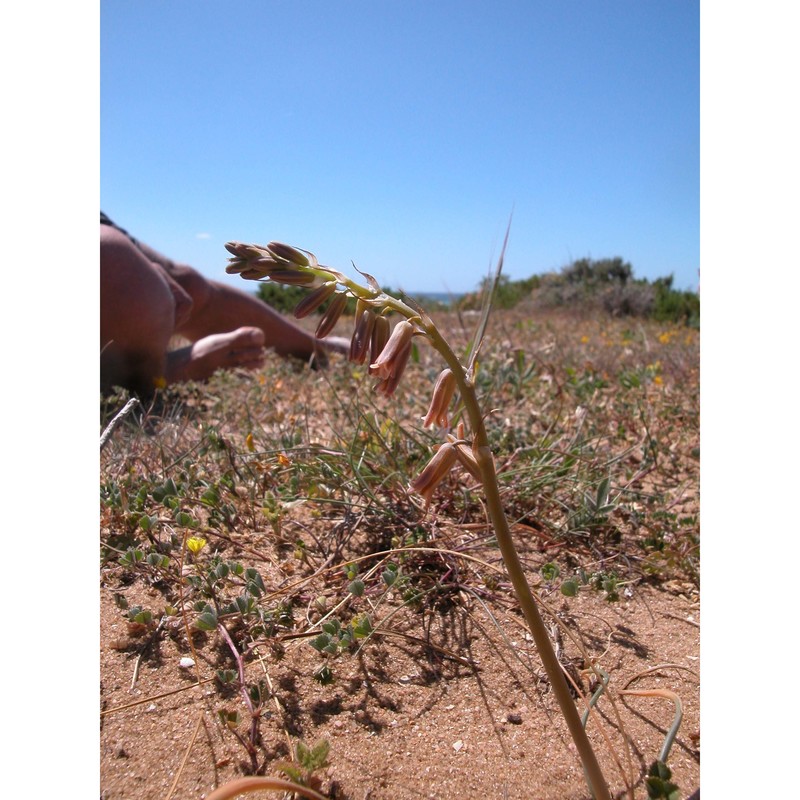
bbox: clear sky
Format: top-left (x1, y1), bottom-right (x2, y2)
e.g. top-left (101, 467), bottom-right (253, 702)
top-left (100, 0), bottom-right (699, 294)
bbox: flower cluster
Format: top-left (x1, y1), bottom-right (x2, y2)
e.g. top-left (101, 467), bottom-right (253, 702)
top-left (224, 239), bottom-right (483, 508)
top-left (225, 239), bottom-right (419, 396)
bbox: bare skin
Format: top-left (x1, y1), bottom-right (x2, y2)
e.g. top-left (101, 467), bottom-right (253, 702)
top-left (100, 222), bottom-right (348, 395)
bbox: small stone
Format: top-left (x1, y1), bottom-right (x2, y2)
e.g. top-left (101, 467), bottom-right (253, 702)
top-left (506, 713), bottom-right (523, 725)
top-left (452, 740), bottom-right (464, 752)
top-left (179, 657), bottom-right (195, 669)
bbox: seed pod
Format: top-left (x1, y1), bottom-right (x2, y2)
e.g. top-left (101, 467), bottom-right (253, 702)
top-left (315, 292), bottom-right (349, 339)
top-left (293, 281), bottom-right (338, 319)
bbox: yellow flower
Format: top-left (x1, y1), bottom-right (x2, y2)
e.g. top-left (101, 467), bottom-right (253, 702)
top-left (278, 453), bottom-right (291, 467)
top-left (153, 375), bottom-right (167, 389)
top-left (186, 537), bottom-right (207, 554)
top-left (245, 433), bottom-right (255, 452)
top-left (580, 335), bottom-right (590, 344)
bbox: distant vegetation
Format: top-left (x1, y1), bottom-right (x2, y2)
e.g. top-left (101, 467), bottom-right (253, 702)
top-left (459, 256), bottom-right (699, 327)
top-left (255, 256), bottom-right (699, 328)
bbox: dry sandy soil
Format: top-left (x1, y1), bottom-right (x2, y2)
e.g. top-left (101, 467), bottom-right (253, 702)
top-left (100, 308), bottom-right (699, 799)
top-left (100, 572), bottom-right (698, 799)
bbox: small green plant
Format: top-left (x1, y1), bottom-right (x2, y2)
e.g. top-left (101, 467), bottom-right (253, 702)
top-left (645, 760), bottom-right (681, 799)
top-left (277, 738), bottom-right (331, 788)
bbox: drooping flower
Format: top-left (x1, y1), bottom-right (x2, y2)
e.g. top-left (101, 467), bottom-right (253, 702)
top-left (370, 320), bottom-right (415, 380)
top-left (408, 442), bottom-right (458, 507)
top-left (368, 315), bottom-right (391, 375)
top-left (373, 341), bottom-right (412, 396)
top-left (422, 369), bottom-right (457, 428)
top-left (315, 292), bottom-right (349, 338)
top-left (293, 281), bottom-right (338, 319)
top-left (349, 303), bottom-right (377, 364)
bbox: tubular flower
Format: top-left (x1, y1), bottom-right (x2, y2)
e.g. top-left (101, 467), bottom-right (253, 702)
top-left (349, 304), bottom-right (377, 364)
top-left (315, 292), bottom-right (349, 339)
top-left (294, 281), bottom-right (338, 319)
top-left (422, 368), bottom-right (457, 428)
top-left (368, 315), bottom-right (391, 375)
top-left (370, 320), bottom-right (415, 380)
top-left (374, 341), bottom-right (412, 396)
top-left (408, 443), bottom-right (458, 507)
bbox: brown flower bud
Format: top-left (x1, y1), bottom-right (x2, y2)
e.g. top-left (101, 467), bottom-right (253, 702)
top-left (349, 306), bottom-right (377, 364)
top-left (267, 241), bottom-right (311, 267)
top-left (293, 281), bottom-right (339, 319)
top-left (422, 369), bottom-right (457, 428)
top-left (264, 269), bottom-right (320, 286)
top-left (368, 315), bottom-right (391, 375)
top-left (315, 292), bottom-right (349, 338)
top-left (225, 241), bottom-right (271, 260)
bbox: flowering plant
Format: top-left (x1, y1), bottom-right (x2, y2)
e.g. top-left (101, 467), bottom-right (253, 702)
top-left (224, 235), bottom-right (612, 800)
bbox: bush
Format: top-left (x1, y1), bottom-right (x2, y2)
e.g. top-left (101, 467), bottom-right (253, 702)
top-left (459, 257), bottom-right (698, 328)
top-left (652, 277), bottom-right (700, 328)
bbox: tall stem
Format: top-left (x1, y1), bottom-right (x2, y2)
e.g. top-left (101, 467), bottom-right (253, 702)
top-left (425, 325), bottom-right (612, 800)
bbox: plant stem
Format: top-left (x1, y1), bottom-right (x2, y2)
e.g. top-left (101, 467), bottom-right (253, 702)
top-left (218, 622), bottom-right (260, 771)
top-left (425, 324), bottom-right (612, 800)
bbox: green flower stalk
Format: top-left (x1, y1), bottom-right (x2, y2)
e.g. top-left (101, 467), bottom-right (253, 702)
top-left (225, 238), bottom-right (613, 800)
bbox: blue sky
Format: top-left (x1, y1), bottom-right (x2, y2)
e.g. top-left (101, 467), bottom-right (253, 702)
top-left (100, 0), bottom-right (699, 294)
